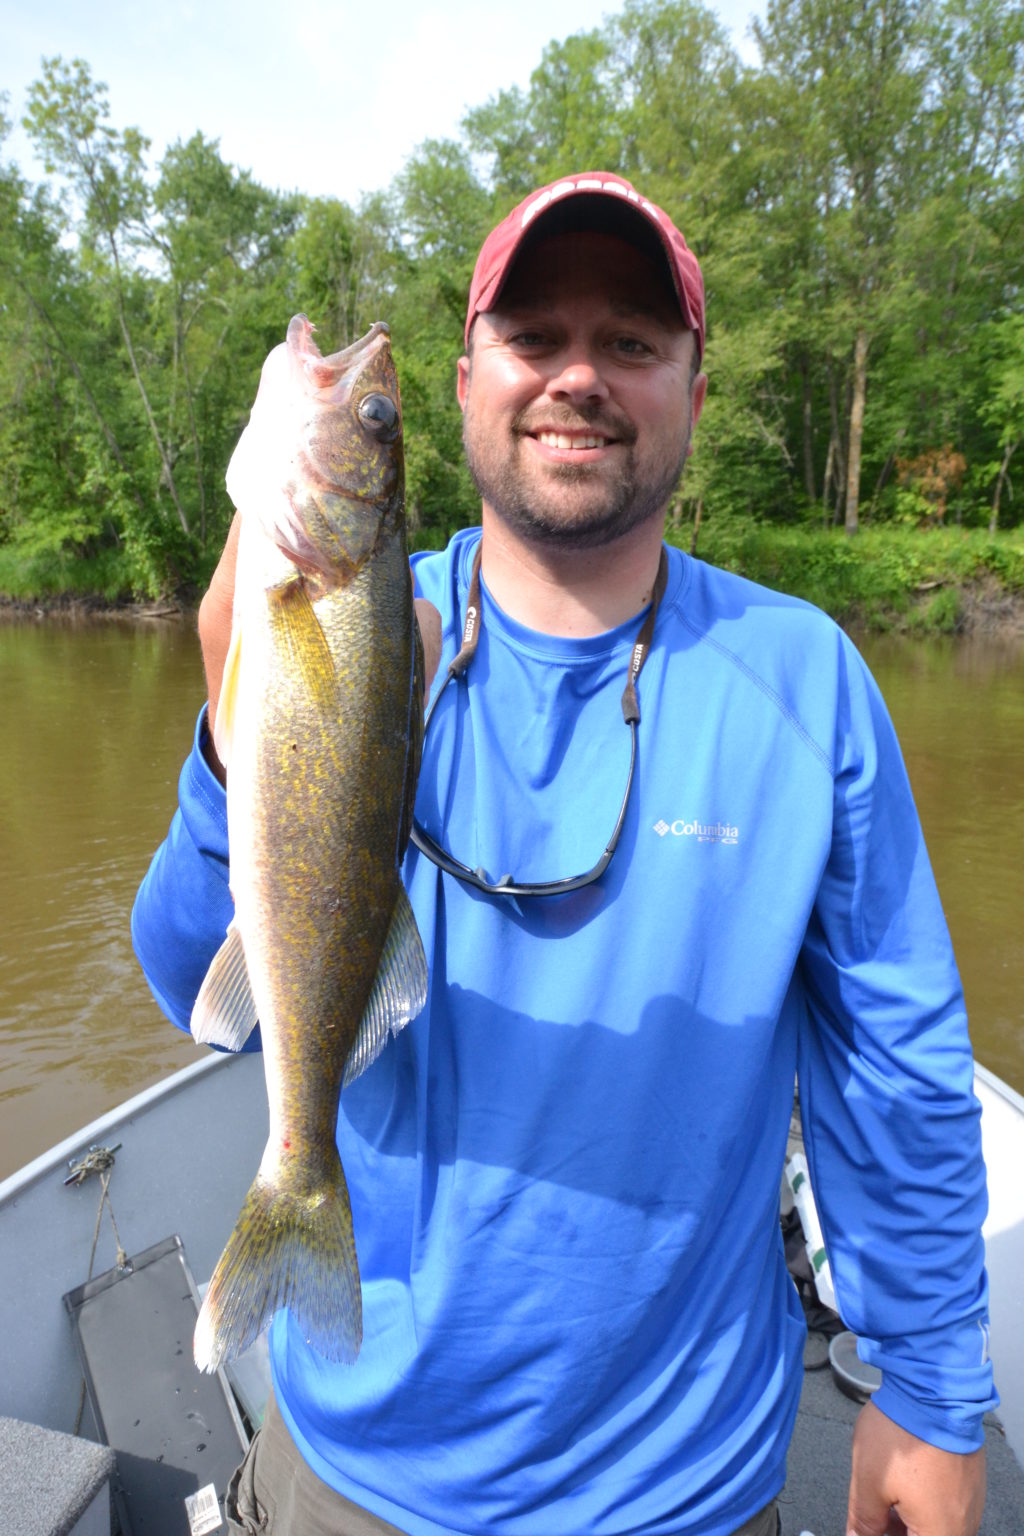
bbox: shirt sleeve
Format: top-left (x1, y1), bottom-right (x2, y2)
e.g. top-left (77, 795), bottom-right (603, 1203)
top-left (131, 706), bottom-right (260, 1049)
top-left (796, 633), bottom-right (996, 1452)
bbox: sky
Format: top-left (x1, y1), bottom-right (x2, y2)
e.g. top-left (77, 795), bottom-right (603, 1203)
top-left (2, 0), bottom-right (766, 206)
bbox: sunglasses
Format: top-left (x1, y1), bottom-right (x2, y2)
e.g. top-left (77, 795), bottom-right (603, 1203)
top-left (409, 544), bottom-right (667, 898)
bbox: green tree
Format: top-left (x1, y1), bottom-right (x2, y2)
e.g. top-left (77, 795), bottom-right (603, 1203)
top-left (3, 7), bottom-right (1023, 600)
top-left (23, 57), bottom-right (191, 541)
top-left (979, 314), bottom-right (1024, 531)
top-left (465, 32), bottom-right (619, 194)
top-left (751, 0), bottom-right (930, 532)
top-left (383, 142), bottom-right (492, 544)
top-left (149, 132), bottom-right (300, 550)
top-left (0, 104), bottom-right (155, 587)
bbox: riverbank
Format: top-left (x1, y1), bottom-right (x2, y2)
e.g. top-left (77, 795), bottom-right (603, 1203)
top-left (672, 521), bottom-right (1024, 637)
top-left (3, 524), bottom-right (1024, 637)
top-left (0, 596), bottom-right (185, 627)
top-left (0, 592), bottom-right (185, 624)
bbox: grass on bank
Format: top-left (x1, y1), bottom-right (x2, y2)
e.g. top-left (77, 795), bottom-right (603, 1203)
top-left (0, 544), bottom-right (134, 604)
top-left (670, 520), bottom-right (1024, 634)
top-left (2, 522), bottom-right (1024, 635)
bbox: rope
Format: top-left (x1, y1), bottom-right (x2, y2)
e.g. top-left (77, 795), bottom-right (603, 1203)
top-left (67, 1144), bottom-right (130, 1435)
top-left (97, 1171), bottom-right (129, 1273)
top-left (64, 1143), bottom-right (119, 1186)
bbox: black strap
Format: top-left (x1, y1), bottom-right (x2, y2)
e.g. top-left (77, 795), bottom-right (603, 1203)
top-left (448, 543), bottom-right (485, 678)
top-left (620, 548), bottom-right (668, 724)
top-left (450, 541), bottom-right (667, 718)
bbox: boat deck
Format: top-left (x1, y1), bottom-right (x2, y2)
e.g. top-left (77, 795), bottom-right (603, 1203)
top-left (3, 1053), bottom-right (1021, 1534)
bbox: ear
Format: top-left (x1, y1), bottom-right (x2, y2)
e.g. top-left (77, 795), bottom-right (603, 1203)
top-left (457, 355), bottom-right (470, 413)
top-left (692, 371), bottom-right (708, 423)
top-left (686, 371), bottom-right (709, 457)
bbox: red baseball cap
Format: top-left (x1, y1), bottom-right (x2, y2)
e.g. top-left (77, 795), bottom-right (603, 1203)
top-left (464, 171), bottom-right (705, 360)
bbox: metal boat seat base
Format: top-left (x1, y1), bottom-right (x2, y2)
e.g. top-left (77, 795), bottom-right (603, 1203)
top-left (63, 1233), bottom-right (248, 1536)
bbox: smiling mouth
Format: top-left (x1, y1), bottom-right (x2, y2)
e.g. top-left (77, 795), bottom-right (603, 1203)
top-left (534, 431), bottom-right (613, 450)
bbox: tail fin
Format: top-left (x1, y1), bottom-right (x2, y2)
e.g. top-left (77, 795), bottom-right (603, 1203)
top-left (194, 1162), bottom-right (362, 1373)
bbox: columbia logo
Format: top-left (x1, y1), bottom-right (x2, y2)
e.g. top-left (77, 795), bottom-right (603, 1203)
top-left (654, 818), bottom-right (739, 844)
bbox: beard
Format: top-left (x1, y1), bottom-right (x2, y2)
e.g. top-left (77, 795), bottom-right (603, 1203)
top-left (462, 400), bottom-right (690, 552)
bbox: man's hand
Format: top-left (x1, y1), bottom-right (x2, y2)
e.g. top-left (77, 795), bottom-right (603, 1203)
top-left (198, 514), bottom-right (242, 743)
top-left (415, 594), bottom-right (442, 697)
top-left (196, 512), bottom-right (443, 784)
top-left (846, 1400), bottom-right (985, 1536)
top-left (196, 513), bottom-right (241, 784)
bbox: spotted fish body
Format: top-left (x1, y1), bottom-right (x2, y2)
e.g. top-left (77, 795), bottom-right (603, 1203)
top-left (191, 317), bottom-right (426, 1373)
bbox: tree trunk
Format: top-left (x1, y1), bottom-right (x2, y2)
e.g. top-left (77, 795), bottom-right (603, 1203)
top-left (104, 232), bottom-right (192, 539)
top-left (827, 365), bottom-right (847, 527)
top-left (869, 429), bottom-right (907, 518)
top-left (177, 298), bottom-right (208, 545)
top-left (801, 356), bottom-right (816, 505)
top-left (845, 329), bottom-right (869, 534)
top-left (822, 438), bottom-right (835, 528)
top-left (989, 440), bottom-right (1017, 535)
top-left (115, 301), bottom-right (191, 538)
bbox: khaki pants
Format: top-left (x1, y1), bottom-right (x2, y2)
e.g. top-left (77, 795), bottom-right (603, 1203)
top-left (226, 1390), bottom-right (780, 1536)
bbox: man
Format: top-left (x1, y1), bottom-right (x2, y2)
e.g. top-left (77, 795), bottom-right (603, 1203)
top-left (132, 172), bottom-right (994, 1536)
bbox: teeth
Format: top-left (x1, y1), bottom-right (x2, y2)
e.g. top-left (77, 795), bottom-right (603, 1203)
top-left (537, 432), bottom-right (606, 449)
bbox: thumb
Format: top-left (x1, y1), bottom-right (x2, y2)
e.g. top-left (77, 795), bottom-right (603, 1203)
top-left (414, 597), bottom-right (443, 694)
top-left (845, 1490), bottom-right (903, 1536)
top-left (199, 511), bottom-right (242, 733)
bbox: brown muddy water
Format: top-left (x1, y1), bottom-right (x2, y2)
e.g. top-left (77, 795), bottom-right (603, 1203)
top-left (1, 615), bottom-right (1022, 1182)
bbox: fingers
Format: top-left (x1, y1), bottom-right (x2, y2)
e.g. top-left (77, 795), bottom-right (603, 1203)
top-left (198, 512), bottom-right (241, 782)
top-left (845, 1401), bottom-right (986, 1536)
top-left (415, 597), bottom-right (442, 694)
top-left (200, 532), bottom-right (442, 789)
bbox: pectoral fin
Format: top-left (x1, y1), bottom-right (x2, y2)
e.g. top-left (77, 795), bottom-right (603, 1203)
top-left (267, 575), bottom-right (335, 706)
top-left (191, 921), bottom-right (259, 1051)
top-left (343, 886), bottom-right (427, 1086)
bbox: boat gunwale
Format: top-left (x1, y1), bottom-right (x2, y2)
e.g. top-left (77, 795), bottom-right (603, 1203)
top-left (3, 1055), bottom-right (1020, 1210)
top-left (0, 1050), bottom-right (235, 1206)
top-left (975, 1060), bottom-right (1024, 1116)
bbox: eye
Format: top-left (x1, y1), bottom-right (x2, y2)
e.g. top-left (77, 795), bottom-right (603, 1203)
top-left (358, 393), bottom-right (399, 440)
top-left (507, 329), bottom-right (550, 348)
top-left (612, 336), bottom-right (653, 357)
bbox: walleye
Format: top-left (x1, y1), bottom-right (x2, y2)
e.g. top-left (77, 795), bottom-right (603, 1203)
top-left (190, 316), bottom-right (426, 1374)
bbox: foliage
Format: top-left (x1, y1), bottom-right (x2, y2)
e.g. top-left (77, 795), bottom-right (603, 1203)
top-left (896, 445), bottom-right (968, 523)
top-left (0, 3), bottom-right (1022, 598)
top-left (679, 520), bottom-right (1024, 629)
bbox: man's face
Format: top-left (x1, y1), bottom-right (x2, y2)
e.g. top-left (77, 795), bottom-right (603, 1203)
top-left (458, 229), bottom-right (706, 551)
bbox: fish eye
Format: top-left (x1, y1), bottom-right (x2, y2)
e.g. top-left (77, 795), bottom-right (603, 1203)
top-left (358, 393), bottom-right (399, 440)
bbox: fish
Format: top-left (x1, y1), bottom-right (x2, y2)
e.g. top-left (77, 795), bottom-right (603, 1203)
top-left (190, 315), bottom-right (427, 1374)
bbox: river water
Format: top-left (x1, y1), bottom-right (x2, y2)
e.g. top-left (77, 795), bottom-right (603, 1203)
top-left (1, 614), bottom-right (1021, 1181)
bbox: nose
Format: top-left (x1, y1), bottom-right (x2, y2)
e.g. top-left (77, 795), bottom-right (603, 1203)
top-left (545, 348), bottom-right (610, 406)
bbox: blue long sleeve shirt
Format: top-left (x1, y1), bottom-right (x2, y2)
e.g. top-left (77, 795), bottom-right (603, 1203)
top-left (132, 533), bottom-right (995, 1536)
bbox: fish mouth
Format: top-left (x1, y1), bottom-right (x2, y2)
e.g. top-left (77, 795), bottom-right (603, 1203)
top-left (288, 317), bottom-right (393, 392)
top-left (320, 320), bottom-right (391, 367)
